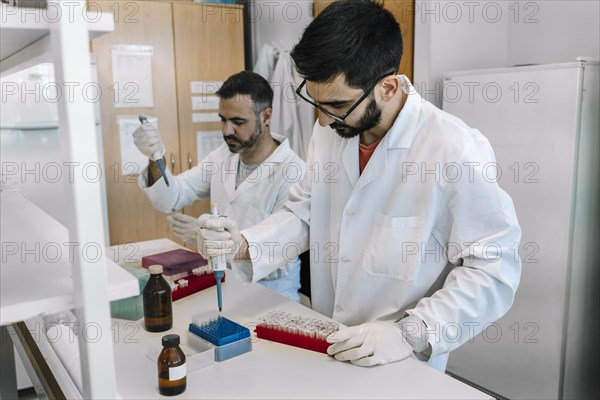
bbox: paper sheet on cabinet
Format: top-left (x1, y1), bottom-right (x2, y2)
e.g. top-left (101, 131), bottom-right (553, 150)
top-left (192, 95), bottom-right (220, 111)
top-left (196, 131), bottom-right (223, 162)
top-left (190, 81), bottom-right (223, 95)
top-left (111, 45), bottom-right (154, 108)
top-left (192, 113), bottom-right (221, 123)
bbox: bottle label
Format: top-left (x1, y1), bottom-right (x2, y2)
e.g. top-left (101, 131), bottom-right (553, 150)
top-left (169, 363), bottom-right (186, 381)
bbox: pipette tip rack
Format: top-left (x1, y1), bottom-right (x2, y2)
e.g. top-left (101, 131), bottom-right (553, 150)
top-left (188, 311), bottom-right (252, 362)
top-left (254, 311), bottom-right (340, 354)
top-left (189, 311), bottom-right (250, 346)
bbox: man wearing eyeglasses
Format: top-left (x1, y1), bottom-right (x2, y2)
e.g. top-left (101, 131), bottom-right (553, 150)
top-left (197, 0), bottom-right (521, 372)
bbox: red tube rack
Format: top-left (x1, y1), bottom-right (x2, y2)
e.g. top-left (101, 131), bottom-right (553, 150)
top-left (254, 326), bottom-right (330, 354)
top-left (172, 273), bottom-right (225, 302)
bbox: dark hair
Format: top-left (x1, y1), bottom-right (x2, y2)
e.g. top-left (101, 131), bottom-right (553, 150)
top-left (291, 0), bottom-right (402, 90)
top-left (216, 71), bottom-right (274, 114)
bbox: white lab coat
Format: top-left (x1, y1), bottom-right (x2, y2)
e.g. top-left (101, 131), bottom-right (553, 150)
top-left (139, 134), bottom-right (306, 302)
top-left (270, 51), bottom-right (314, 160)
top-left (242, 77), bottom-right (522, 370)
top-left (253, 43), bottom-right (277, 80)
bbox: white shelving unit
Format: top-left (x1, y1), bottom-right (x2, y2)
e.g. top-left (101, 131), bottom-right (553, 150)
top-left (0, 192), bottom-right (139, 325)
top-left (0, 2), bottom-right (135, 399)
top-left (0, 2), bottom-right (114, 76)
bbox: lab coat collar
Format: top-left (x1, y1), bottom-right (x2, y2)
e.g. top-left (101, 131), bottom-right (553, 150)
top-left (385, 75), bottom-right (423, 150)
top-left (223, 153), bottom-right (238, 203)
top-left (349, 76), bottom-right (423, 192)
top-left (230, 133), bottom-right (292, 199)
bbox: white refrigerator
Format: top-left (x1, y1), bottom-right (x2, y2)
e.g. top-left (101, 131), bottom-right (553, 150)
top-left (442, 58), bottom-right (599, 399)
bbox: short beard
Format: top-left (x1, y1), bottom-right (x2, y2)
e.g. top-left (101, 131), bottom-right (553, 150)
top-left (330, 96), bottom-right (382, 139)
top-left (225, 120), bottom-right (263, 154)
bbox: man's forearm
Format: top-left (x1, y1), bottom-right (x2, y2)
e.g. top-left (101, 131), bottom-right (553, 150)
top-left (147, 158), bottom-right (165, 186)
top-left (234, 235), bottom-right (251, 260)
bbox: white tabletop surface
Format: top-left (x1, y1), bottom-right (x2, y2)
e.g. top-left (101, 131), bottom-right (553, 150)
top-left (111, 241), bottom-right (490, 400)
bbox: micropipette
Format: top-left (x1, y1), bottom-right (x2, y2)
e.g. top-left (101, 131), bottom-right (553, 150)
top-left (138, 115), bottom-right (169, 186)
top-left (209, 202), bottom-right (226, 312)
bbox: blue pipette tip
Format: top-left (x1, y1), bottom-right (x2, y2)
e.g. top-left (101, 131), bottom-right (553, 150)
top-left (215, 271), bottom-right (225, 312)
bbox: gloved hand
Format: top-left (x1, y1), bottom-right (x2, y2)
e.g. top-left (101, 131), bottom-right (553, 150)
top-left (132, 123), bottom-right (165, 161)
top-left (196, 214), bottom-right (242, 261)
top-left (326, 321), bottom-right (414, 367)
top-left (167, 213), bottom-right (199, 246)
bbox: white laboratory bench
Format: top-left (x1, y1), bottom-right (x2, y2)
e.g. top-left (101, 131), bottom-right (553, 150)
top-left (110, 241), bottom-right (491, 399)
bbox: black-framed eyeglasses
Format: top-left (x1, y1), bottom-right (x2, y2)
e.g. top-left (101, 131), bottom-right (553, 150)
top-left (295, 69), bottom-right (397, 124)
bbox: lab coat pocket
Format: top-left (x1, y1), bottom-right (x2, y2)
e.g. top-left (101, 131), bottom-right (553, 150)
top-left (362, 214), bottom-right (421, 282)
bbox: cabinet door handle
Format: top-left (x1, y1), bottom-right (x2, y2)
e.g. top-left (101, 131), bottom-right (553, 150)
top-left (170, 152), bottom-right (176, 172)
top-left (187, 152), bottom-right (193, 170)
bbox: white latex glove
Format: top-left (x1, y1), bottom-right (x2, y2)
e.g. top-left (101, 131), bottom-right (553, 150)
top-left (132, 123), bottom-right (165, 161)
top-left (196, 214), bottom-right (241, 261)
top-left (167, 212), bottom-right (199, 246)
top-left (326, 321), bottom-right (414, 367)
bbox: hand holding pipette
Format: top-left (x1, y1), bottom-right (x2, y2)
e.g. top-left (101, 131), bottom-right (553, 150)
top-left (132, 115), bottom-right (169, 186)
top-left (196, 205), bottom-right (242, 312)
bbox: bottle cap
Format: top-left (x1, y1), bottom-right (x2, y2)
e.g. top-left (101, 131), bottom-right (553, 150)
top-left (149, 265), bottom-right (163, 274)
top-left (162, 334), bottom-right (180, 348)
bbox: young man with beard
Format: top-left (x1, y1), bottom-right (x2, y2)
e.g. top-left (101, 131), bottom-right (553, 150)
top-left (133, 71), bottom-right (305, 302)
top-left (196, 0), bottom-right (521, 371)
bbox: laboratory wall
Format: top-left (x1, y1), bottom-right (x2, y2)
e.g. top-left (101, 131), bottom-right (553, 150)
top-left (413, 0), bottom-right (509, 107)
top-left (413, 0), bottom-right (600, 107)
top-left (507, 0), bottom-right (600, 66)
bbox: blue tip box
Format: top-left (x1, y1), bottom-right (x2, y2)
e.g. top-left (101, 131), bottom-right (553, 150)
top-left (188, 315), bottom-right (252, 362)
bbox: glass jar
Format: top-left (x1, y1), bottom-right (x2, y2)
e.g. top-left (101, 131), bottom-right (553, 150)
top-left (157, 334), bottom-right (186, 396)
top-left (143, 265), bottom-right (172, 332)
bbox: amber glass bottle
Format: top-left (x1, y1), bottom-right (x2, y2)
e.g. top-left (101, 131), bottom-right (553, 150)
top-left (157, 334), bottom-right (186, 396)
top-left (143, 265), bottom-right (172, 332)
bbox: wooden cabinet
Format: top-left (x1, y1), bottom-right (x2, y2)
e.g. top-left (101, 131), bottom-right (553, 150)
top-left (91, 1), bottom-right (244, 245)
top-left (313, 0), bottom-right (414, 80)
top-left (172, 2), bottom-right (245, 219)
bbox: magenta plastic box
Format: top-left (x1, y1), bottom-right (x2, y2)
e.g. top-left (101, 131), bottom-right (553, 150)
top-left (141, 248), bottom-right (207, 276)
